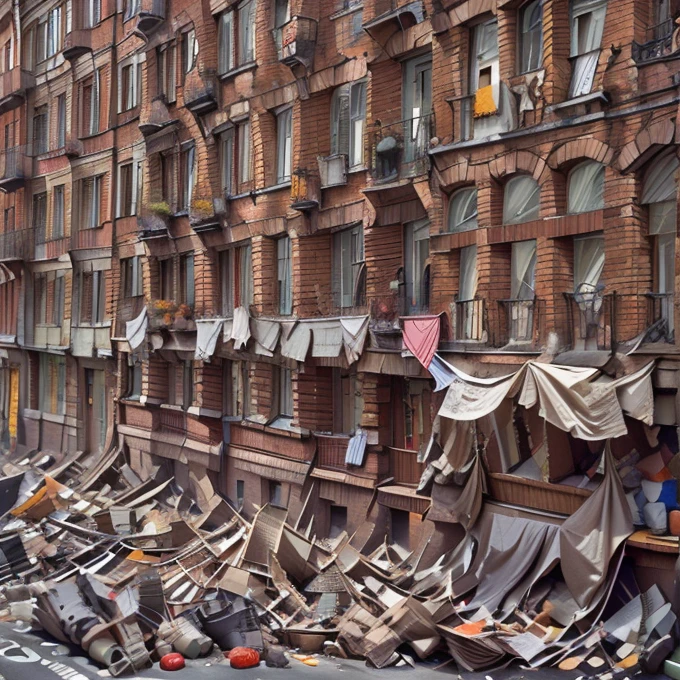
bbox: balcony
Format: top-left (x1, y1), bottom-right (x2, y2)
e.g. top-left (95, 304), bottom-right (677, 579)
top-left (0, 146), bottom-right (31, 192)
top-left (134, 0), bottom-right (165, 38)
top-left (316, 434), bottom-right (388, 479)
top-left (0, 68), bottom-right (35, 115)
top-left (138, 213), bottom-right (169, 240)
top-left (496, 298), bottom-right (541, 348)
top-left (34, 225), bottom-right (69, 261)
top-left (632, 18), bottom-right (676, 64)
top-left (453, 298), bottom-right (486, 343)
top-left (184, 69), bottom-right (218, 116)
top-left (291, 167), bottom-right (320, 211)
top-left (387, 447), bottom-right (423, 487)
top-left (63, 29), bottom-right (93, 61)
top-left (71, 222), bottom-right (112, 250)
top-left (370, 114), bottom-right (433, 183)
top-left (0, 229), bottom-right (34, 261)
top-left (275, 16), bottom-right (318, 71)
top-left (564, 291), bottom-right (616, 351)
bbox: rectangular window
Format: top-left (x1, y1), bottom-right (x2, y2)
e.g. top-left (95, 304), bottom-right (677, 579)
top-left (220, 121), bottom-right (252, 195)
top-left (81, 175), bottom-right (102, 229)
top-left (3, 207), bottom-right (13, 232)
top-left (128, 358), bottom-right (142, 400)
top-left (35, 272), bottom-right (48, 325)
top-left (224, 360), bottom-right (250, 417)
top-left (117, 161), bottom-right (141, 217)
top-left (236, 479), bottom-right (245, 509)
top-left (569, 0), bottom-right (607, 97)
top-left (47, 6), bottom-right (63, 58)
top-left (119, 59), bottom-right (141, 112)
top-left (220, 127), bottom-right (234, 196)
top-left (33, 105), bottom-right (48, 155)
top-left (573, 233), bottom-right (605, 289)
top-left (122, 256), bottom-right (143, 298)
top-left (53, 185), bottom-right (65, 239)
top-left (39, 354), bottom-right (66, 415)
top-left (157, 43), bottom-right (176, 102)
top-left (180, 252), bottom-right (195, 307)
top-left (161, 152), bottom-right (176, 208)
top-left (90, 69), bottom-right (100, 135)
top-left (219, 244), bottom-right (253, 315)
top-left (329, 505), bottom-right (348, 539)
top-left (181, 145), bottom-right (196, 209)
top-left (57, 94), bottom-right (66, 148)
top-left (53, 272), bottom-right (65, 326)
top-left (125, 0), bottom-right (141, 20)
top-left (218, 11), bottom-right (234, 74)
top-left (276, 107), bottom-right (292, 184)
top-left (278, 366), bottom-right (293, 418)
top-left (159, 258), bottom-right (173, 299)
top-left (274, 0), bottom-right (289, 28)
top-left (4, 41), bottom-right (12, 73)
top-left (33, 192), bottom-right (47, 241)
top-left (85, 0), bottom-right (101, 28)
top-left (269, 480), bottom-right (284, 507)
top-left (277, 237), bottom-right (292, 315)
top-left (238, 120), bottom-right (252, 186)
top-left (519, 0), bottom-right (543, 73)
top-left (404, 219), bottom-right (430, 314)
top-left (182, 360), bottom-right (194, 409)
top-left (79, 270), bottom-right (106, 324)
top-left (403, 54), bottom-right (432, 162)
top-left (182, 29), bottom-right (197, 76)
top-left (330, 81), bottom-right (366, 169)
top-left (333, 368), bottom-right (362, 434)
top-left (333, 225), bottom-right (365, 309)
top-left (238, 0), bottom-right (256, 65)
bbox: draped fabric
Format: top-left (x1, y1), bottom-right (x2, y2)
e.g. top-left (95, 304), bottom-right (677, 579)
top-left (568, 161), bottom-right (605, 214)
top-left (340, 316), bottom-right (369, 364)
top-left (642, 151), bottom-right (679, 204)
top-left (402, 315), bottom-right (441, 369)
top-left (573, 234), bottom-right (604, 288)
top-left (511, 240), bottom-right (537, 299)
top-left (195, 319), bottom-right (224, 361)
top-left (126, 306), bottom-right (148, 351)
top-left (503, 177), bottom-right (540, 225)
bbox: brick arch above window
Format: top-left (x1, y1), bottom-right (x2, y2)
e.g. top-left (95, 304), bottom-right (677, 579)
top-left (445, 0), bottom-right (497, 27)
top-left (435, 160), bottom-right (486, 192)
top-left (547, 138), bottom-right (613, 171)
top-left (617, 118), bottom-right (675, 173)
top-left (488, 149), bottom-right (546, 183)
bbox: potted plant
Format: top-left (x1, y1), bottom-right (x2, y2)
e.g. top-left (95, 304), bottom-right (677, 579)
top-left (173, 303), bottom-right (193, 330)
top-left (148, 299), bottom-right (177, 329)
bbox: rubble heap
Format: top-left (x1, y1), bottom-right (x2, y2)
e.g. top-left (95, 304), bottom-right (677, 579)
top-left (0, 442), bottom-right (677, 677)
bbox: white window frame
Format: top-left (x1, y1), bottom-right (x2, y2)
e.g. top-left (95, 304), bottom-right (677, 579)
top-left (57, 93), bottom-right (66, 148)
top-left (218, 11), bottom-right (234, 74)
top-left (330, 81), bottom-right (367, 169)
top-left (89, 68), bottom-right (100, 135)
top-left (47, 6), bottom-right (63, 59)
top-left (123, 256), bottom-right (143, 298)
top-left (83, 175), bottom-right (103, 229)
top-left (182, 28), bottom-right (198, 75)
top-left (53, 184), bottom-right (65, 239)
top-left (118, 55), bottom-right (143, 113)
top-left (238, 0), bottom-right (256, 65)
top-left (181, 144), bottom-right (197, 210)
top-left (333, 224), bottom-right (365, 309)
top-left (276, 107), bottom-right (293, 184)
top-left (84, 0), bottom-right (101, 28)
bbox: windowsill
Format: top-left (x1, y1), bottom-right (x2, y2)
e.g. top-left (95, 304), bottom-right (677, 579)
top-left (348, 165), bottom-right (368, 175)
top-left (329, 3), bottom-right (364, 20)
top-left (187, 406), bottom-right (222, 419)
top-left (42, 412), bottom-right (66, 425)
top-left (219, 61), bottom-right (257, 81)
top-left (119, 397), bottom-right (142, 405)
top-left (257, 181), bottom-right (292, 195)
top-left (73, 321), bottom-right (112, 329)
top-left (160, 403), bottom-right (186, 412)
top-left (78, 131), bottom-right (105, 140)
top-left (547, 90), bottom-right (609, 113)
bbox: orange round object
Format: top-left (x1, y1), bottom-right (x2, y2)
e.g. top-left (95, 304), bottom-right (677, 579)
top-left (229, 647), bottom-right (260, 669)
top-left (160, 653), bottom-right (186, 671)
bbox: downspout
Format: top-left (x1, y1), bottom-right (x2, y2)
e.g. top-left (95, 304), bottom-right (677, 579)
top-left (12, 0), bottom-right (20, 70)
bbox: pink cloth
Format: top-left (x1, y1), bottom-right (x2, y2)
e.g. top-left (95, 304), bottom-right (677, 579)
top-left (402, 316), bottom-right (441, 369)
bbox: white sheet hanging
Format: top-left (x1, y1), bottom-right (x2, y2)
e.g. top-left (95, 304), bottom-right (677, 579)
top-left (251, 318), bottom-right (281, 357)
top-left (126, 307), bottom-right (148, 351)
top-left (195, 319), bottom-right (224, 361)
top-left (231, 307), bottom-right (251, 350)
top-left (340, 316), bottom-right (369, 364)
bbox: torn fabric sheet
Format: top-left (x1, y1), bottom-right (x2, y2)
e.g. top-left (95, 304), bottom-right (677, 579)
top-left (427, 456), bottom-right (485, 529)
top-left (560, 443), bottom-right (634, 609)
top-left (251, 319), bottom-right (281, 357)
top-left (340, 316), bottom-right (369, 364)
top-left (402, 315), bottom-right (441, 369)
top-left (126, 307), bottom-right (148, 351)
top-left (611, 361), bottom-right (655, 425)
top-left (231, 307), bottom-right (251, 350)
top-left (428, 354), bottom-right (456, 391)
top-left (194, 319), bottom-right (224, 361)
top-left (311, 321), bottom-right (343, 358)
top-left (281, 322), bottom-right (311, 362)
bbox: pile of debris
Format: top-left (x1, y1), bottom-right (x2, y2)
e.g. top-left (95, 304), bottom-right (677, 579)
top-left (0, 442), bottom-right (677, 677)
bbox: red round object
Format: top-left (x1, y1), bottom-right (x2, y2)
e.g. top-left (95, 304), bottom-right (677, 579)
top-left (229, 647), bottom-right (260, 669)
top-left (160, 653), bottom-right (186, 671)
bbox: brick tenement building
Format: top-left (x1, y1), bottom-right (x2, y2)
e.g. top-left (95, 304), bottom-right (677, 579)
top-left (0, 0), bottom-right (679, 568)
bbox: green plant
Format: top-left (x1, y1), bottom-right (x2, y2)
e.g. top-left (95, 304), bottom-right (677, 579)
top-left (191, 198), bottom-right (213, 217)
top-left (147, 201), bottom-right (172, 217)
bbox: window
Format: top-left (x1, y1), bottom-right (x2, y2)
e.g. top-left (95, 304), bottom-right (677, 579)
top-left (33, 106), bottom-right (48, 155)
top-left (89, 69), bottom-right (101, 135)
top-left (277, 237), bottom-right (292, 315)
top-left (85, 0), bottom-right (101, 28)
top-left (181, 29), bottom-right (198, 76)
top-left (53, 272), bottom-right (65, 326)
top-left (236, 479), bottom-right (245, 509)
top-left (35, 273), bottom-right (48, 326)
top-left (511, 240), bottom-right (537, 301)
top-left (81, 175), bottom-right (103, 229)
top-left (3, 207), bottom-right (13, 232)
top-left (653, 0), bottom-right (672, 39)
top-left (404, 219), bottom-right (430, 314)
top-left (125, 0), bottom-right (141, 20)
top-left (117, 161), bottom-right (142, 217)
top-left (218, 0), bottom-right (256, 74)
top-left (56, 94), bottom-right (66, 148)
top-left (3, 40), bottom-right (12, 72)
top-left (277, 366), bottom-right (293, 418)
top-left (45, 6), bottom-right (63, 59)
top-left (269, 480), bottom-right (284, 507)
top-left (573, 233), bottom-right (605, 290)
top-left (642, 151), bottom-right (678, 329)
top-left (459, 245), bottom-right (478, 302)
top-left (519, 0), bottom-right (543, 73)
top-left (181, 145), bottom-right (196, 209)
top-left (53, 185), bottom-right (65, 239)
top-left (127, 358), bottom-right (142, 400)
top-left (39, 354), bottom-right (66, 415)
top-left (333, 368), bottom-right (362, 434)
top-left (180, 253), bottom-right (195, 307)
top-left (119, 58), bottom-right (142, 112)
top-left (330, 81), bottom-right (367, 169)
top-left (224, 360), bottom-right (251, 417)
top-left (219, 244), bottom-right (253, 314)
top-left (238, 0), bottom-right (256, 64)
top-left (276, 107), bottom-right (293, 183)
top-left (569, 0), bottom-right (607, 97)
top-left (122, 256), bottom-right (143, 298)
top-left (218, 12), bottom-right (234, 74)
top-left (390, 508), bottom-right (410, 548)
top-left (220, 120), bottom-right (252, 195)
top-left (456, 245), bottom-right (480, 340)
top-left (79, 270), bottom-right (106, 324)
top-left (36, 272), bottom-right (65, 327)
top-left (182, 361), bottom-right (194, 409)
top-left (471, 18), bottom-right (499, 116)
top-left (568, 161), bottom-right (605, 213)
top-left (503, 175), bottom-right (540, 224)
top-left (275, 0), bottom-right (290, 28)
top-left (447, 188), bottom-right (478, 232)
top-left (157, 43), bottom-right (176, 103)
top-left (159, 258), bottom-right (173, 299)
top-left (168, 361), bottom-right (194, 408)
top-left (33, 192), bottom-right (47, 240)
top-left (329, 505), bottom-right (348, 539)
top-left (332, 225), bottom-right (365, 308)
top-left (402, 54), bottom-right (432, 163)
top-left (161, 152), bottom-right (176, 208)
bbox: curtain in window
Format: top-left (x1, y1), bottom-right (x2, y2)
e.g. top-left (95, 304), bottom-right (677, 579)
top-left (447, 188), bottom-right (478, 232)
top-left (218, 13), bottom-right (234, 74)
top-left (330, 85), bottom-right (350, 157)
top-left (569, 0), bottom-right (607, 97)
top-left (574, 235), bottom-right (605, 288)
top-left (511, 240), bottom-right (537, 300)
top-left (520, 0), bottom-right (543, 72)
top-left (503, 175), bottom-right (540, 224)
top-left (568, 161), bottom-right (604, 213)
top-left (459, 245), bottom-right (478, 301)
top-left (642, 152), bottom-right (679, 205)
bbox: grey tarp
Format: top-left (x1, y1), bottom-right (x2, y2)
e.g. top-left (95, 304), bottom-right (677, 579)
top-left (281, 323), bottom-right (311, 362)
top-left (427, 456), bottom-right (484, 530)
top-left (340, 316), bottom-right (369, 364)
top-left (231, 307), bottom-right (251, 350)
top-left (251, 319), bottom-right (281, 357)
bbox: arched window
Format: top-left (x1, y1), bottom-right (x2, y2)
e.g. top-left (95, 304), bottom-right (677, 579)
top-left (520, 0), bottom-right (543, 73)
top-left (567, 160), bottom-right (605, 213)
top-left (447, 187), bottom-right (478, 232)
top-left (503, 175), bottom-right (540, 224)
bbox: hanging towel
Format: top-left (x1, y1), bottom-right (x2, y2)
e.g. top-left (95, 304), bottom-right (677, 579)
top-left (231, 307), bottom-right (251, 350)
top-left (340, 316), bottom-right (369, 365)
top-left (126, 307), bottom-right (148, 351)
top-left (402, 315), bottom-right (441, 369)
top-left (195, 319), bottom-right (224, 361)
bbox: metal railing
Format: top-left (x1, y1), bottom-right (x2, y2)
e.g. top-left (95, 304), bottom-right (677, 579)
top-left (454, 298), bottom-right (485, 342)
top-left (498, 298), bottom-right (538, 345)
top-left (0, 145), bottom-right (30, 183)
top-left (645, 292), bottom-right (674, 340)
top-left (632, 18), bottom-right (675, 63)
top-left (0, 229), bottom-right (33, 260)
top-left (564, 292), bottom-right (616, 351)
top-left (370, 114), bottom-right (433, 182)
top-left (316, 435), bottom-right (351, 470)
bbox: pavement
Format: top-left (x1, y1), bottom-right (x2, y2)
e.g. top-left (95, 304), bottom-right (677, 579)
top-left (0, 622), bottom-right (669, 680)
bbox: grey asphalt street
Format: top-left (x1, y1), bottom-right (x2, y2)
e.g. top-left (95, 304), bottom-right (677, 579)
top-left (0, 622), bottom-right (669, 680)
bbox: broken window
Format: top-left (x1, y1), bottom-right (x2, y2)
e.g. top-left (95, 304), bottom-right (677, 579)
top-left (519, 0), bottom-right (543, 73)
top-left (402, 54), bottom-right (432, 163)
top-left (573, 233), bottom-right (605, 290)
top-left (39, 354), bottom-right (66, 415)
top-left (224, 360), bottom-right (250, 418)
top-left (276, 107), bottom-right (293, 184)
top-left (330, 81), bottom-right (367, 169)
top-left (642, 151), bottom-right (678, 331)
top-left (219, 243), bottom-right (253, 315)
top-left (332, 224), bottom-right (365, 309)
top-left (569, 0), bottom-right (607, 98)
top-left (404, 219), bottom-right (430, 314)
top-left (567, 160), bottom-right (604, 214)
top-left (504, 175), bottom-right (540, 224)
top-left (447, 187), bottom-right (478, 232)
top-left (277, 236), bottom-right (293, 316)
top-left (471, 18), bottom-right (499, 117)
